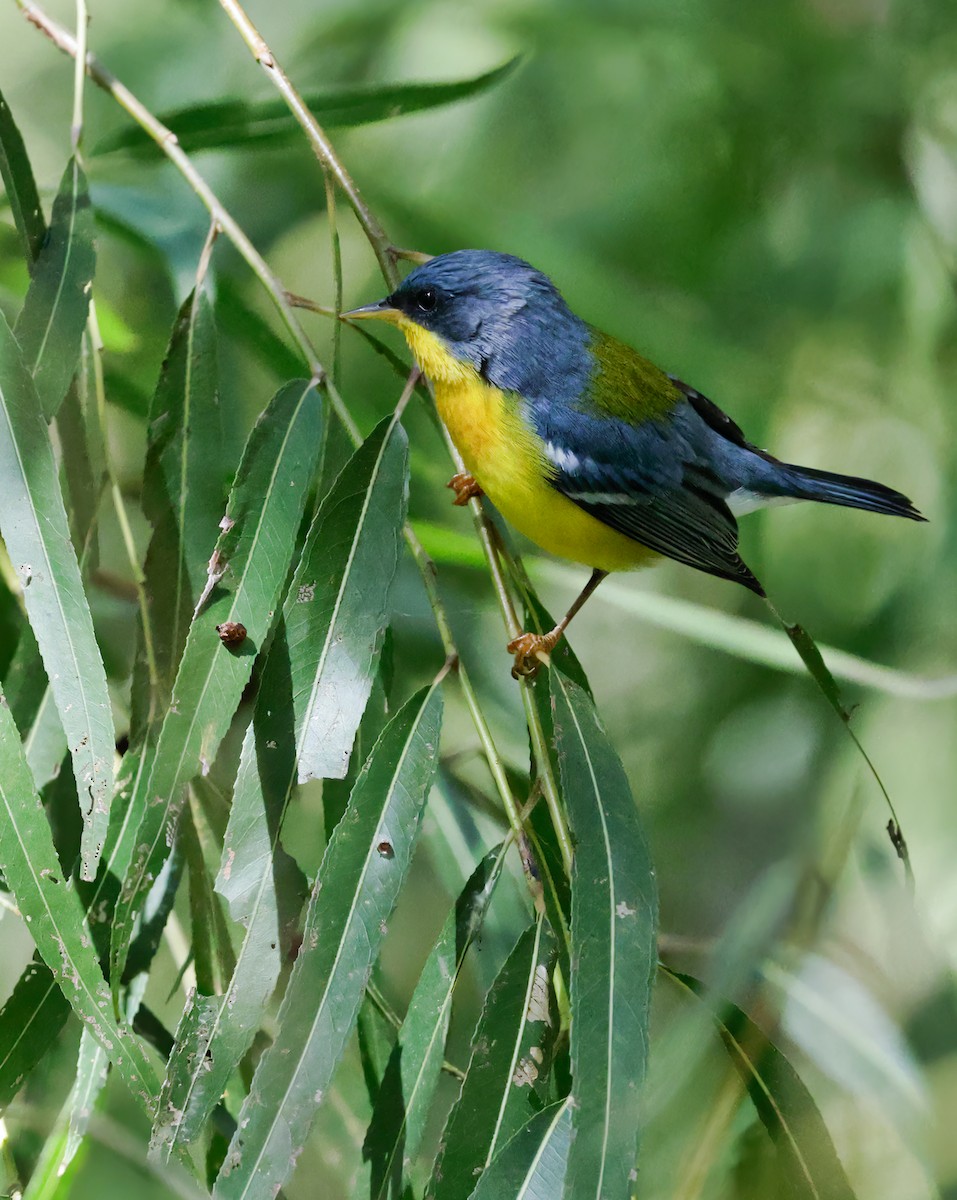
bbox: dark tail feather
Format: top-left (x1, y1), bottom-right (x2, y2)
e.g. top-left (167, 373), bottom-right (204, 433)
top-left (776, 464), bottom-right (927, 522)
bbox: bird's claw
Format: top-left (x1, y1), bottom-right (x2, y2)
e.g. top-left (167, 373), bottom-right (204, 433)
top-left (507, 631), bottom-right (557, 680)
top-left (447, 472), bottom-right (483, 506)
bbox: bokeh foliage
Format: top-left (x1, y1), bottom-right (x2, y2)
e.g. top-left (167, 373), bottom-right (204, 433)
top-left (1, 0), bottom-right (956, 1198)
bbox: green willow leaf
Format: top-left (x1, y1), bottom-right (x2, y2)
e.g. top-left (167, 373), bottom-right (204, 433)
top-left (781, 618), bottom-right (913, 881)
top-left (0, 686), bottom-right (160, 1116)
top-left (0, 737), bottom-right (174, 1110)
top-left (670, 971), bottom-right (856, 1200)
top-left (130, 287), bottom-right (227, 747)
top-left (95, 59), bottom-right (520, 157)
top-left (322, 643), bottom-right (391, 841)
top-left (212, 684), bottom-right (443, 1200)
top-left (110, 379), bottom-right (323, 995)
top-left (0, 958), bottom-right (70, 1108)
top-left (429, 915), bottom-right (557, 1200)
top-left (56, 377), bottom-right (103, 562)
top-left (182, 797), bottom-right (236, 998)
top-left (293, 414), bottom-right (408, 781)
top-left (364, 844), bottom-right (508, 1200)
top-left (549, 669), bottom-right (658, 1200)
top-left (152, 418), bottom-right (406, 1161)
top-left (14, 158), bottom-right (95, 420)
top-left (0, 86), bottom-right (45, 265)
top-left (467, 1099), bottom-right (573, 1200)
top-left (0, 310), bottom-right (113, 881)
top-left (21, 1029), bottom-right (110, 1199)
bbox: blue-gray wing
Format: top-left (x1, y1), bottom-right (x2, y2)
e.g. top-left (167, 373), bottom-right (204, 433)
top-left (534, 395), bottom-right (765, 594)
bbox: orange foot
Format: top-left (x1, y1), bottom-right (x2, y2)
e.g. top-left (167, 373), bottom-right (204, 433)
top-left (507, 630), bottom-right (562, 680)
top-left (447, 472), bottom-right (483, 506)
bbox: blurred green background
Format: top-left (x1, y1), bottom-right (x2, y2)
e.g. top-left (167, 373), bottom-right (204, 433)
top-left (2, 0), bottom-right (956, 1196)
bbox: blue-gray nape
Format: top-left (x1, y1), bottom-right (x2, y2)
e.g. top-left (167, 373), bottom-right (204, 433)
top-left (390, 250), bottom-right (593, 405)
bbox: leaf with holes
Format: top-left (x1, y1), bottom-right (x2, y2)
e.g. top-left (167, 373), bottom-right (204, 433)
top-left (151, 418), bottom-right (406, 1160)
top-left (109, 379), bottom-right (323, 996)
top-left (212, 684), bottom-right (443, 1200)
top-left (364, 843), bottom-right (508, 1200)
top-left (429, 915), bottom-right (557, 1200)
top-left (0, 685), bottom-right (159, 1115)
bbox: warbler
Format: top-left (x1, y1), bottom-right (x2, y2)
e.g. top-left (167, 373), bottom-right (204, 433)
top-left (344, 250), bottom-right (925, 677)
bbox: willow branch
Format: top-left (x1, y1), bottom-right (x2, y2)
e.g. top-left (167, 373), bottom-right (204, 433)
top-left (217, 0), bottom-right (399, 286)
top-left (214, 0), bottom-right (571, 871)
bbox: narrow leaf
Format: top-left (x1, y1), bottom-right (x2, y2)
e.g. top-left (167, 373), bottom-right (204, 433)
top-left (131, 287), bottom-right (226, 744)
top-left (781, 618), bottom-right (912, 880)
top-left (21, 1029), bottom-right (110, 1198)
top-left (0, 685), bottom-right (160, 1114)
top-left (14, 158), bottom-right (95, 420)
top-left (152, 418), bottom-right (404, 1159)
top-left (0, 959), bottom-right (70, 1109)
top-left (430, 915), bottom-right (557, 1200)
top-left (212, 684), bottom-right (443, 1200)
top-left (110, 379), bottom-right (323, 992)
top-left (0, 740), bottom-right (175, 1108)
top-left (56, 377), bottom-right (103, 561)
top-left (150, 638), bottom-right (305, 1160)
top-left (364, 844), bottom-right (508, 1199)
top-left (96, 60), bottom-right (520, 157)
top-left (0, 86), bottom-right (46, 264)
top-left (467, 1099), bottom-right (573, 1200)
top-left (549, 670), bottom-right (658, 1200)
top-left (182, 795), bottom-right (237, 997)
top-left (673, 970), bottom-right (857, 1200)
top-left (293, 414), bottom-right (408, 780)
top-left (122, 841), bottom-right (185, 986)
top-left (0, 309), bottom-right (114, 880)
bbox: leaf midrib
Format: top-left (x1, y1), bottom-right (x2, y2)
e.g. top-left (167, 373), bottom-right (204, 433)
top-left (223, 694), bottom-right (433, 1200)
top-left (559, 678), bottom-right (617, 1200)
top-left (0, 369), bottom-right (105, 820)
top-left (116, 381), bottom-right (314, 967)
top-left (297, 421), bottom-right (398, 777)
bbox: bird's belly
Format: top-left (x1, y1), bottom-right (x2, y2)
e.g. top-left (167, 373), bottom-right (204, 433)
top-left (433, 378), bottom-right (659, 573)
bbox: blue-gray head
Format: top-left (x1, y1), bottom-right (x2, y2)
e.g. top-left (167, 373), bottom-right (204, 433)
top-left (344, 249), bottom-right (591, 401)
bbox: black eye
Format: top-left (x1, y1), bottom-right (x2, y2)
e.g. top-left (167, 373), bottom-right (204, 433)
top-left (417, 288), bottom-right (437, 313)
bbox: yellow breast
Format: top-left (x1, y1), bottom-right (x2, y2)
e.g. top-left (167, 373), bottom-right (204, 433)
top-left (398, 320), bottom-right (659, 573)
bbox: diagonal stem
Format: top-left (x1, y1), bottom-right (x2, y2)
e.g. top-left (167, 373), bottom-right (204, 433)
top-left (217, 0), bottom-right (398, 286)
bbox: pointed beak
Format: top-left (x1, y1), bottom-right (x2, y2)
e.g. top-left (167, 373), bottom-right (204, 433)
top-left (339, 298), bottom-right (401, 323)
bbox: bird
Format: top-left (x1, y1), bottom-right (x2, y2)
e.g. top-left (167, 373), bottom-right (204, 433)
top-left (343, 250), bottom-right (925, 678)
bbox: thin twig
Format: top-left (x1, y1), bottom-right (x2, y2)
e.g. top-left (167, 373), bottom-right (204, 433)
top-left (217, 0), bottom-right (399, 286)
top-left (70, 0), bottom-right (87, 150)
top-left (322, 169), bottom-right (343, 387)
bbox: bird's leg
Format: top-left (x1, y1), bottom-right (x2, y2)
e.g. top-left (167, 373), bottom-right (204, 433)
top-left (508, 568), bottom-right (608, 680)
top-left (447, 472), bottom-right (484, 506)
